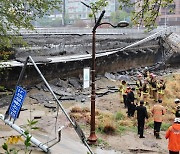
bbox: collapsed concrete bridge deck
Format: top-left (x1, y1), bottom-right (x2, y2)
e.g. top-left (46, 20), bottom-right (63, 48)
top-left (0, 29), bottom-right (180, 89)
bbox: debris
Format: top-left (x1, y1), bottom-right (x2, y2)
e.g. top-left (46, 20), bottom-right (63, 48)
top-left (129, 148), bottom-right (157, 153)
top-left (143, 140), bottom-right (159, 148)
top-left (105, 72), bottom-right (116, 80)
top-left (68, 78), bottom-right (82, 89)
top-left (34, 116), bottom-right (42, 119)
top-left (44, 102), bottom-right (57, 109)
top-left (29, 93), bottom-right (53, 104)
top-left (59, 96), bottom-right (75, 100)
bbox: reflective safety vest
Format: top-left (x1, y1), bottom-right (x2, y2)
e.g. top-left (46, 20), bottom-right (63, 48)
top-left (119, 84), bottom-right (123, 93)
top-left (136, 80), bottom-right (142, 90)
top-left (151, 80), bottom-right (157, 91)
top-left (157, 83), bottom-right (166, 94)
top-left (151, 104), bottom-right (166, 122)
top-left (142, 83), bottom-right (149, 94)
top-left (166, 123), bottom-right (180, 152)
top-left (122, 84), bottom-right (127, 95)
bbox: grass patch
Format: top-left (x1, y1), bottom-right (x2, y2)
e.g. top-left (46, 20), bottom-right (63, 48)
top-left (146, 121), bottom-right (154, 128)
top-left (71, 106), bottom-right (82, 113)
top-left (96, 122), bottom-right (116, 135)
top-left (103, 124), bottom-right (116, 135)
top-left (117, 125), bottom-right (127, 134)
top-left (115, 111), bottom-right (125, 121)
top-left (97, 138), bottom-right (109, 147)
top-left (161, 123), bottom-right (171, 131)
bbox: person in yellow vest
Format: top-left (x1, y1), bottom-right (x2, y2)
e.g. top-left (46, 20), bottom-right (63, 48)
top-left (121, 80), bottom-right (127, 108)
top-left (118, 80), bottom-right (123, 103)
top-left (148, 73), bottom-right (154, 98)
top-left (135, 74), bottom-right (143, 102)
top-left (151, 99), bottom-right (166, 139)
top-left (151, 74), bottom-right (158, 102)
top-left (142, 79), bottom-right (149, 106)
top-left (157, 79), bottom-right (166, 100)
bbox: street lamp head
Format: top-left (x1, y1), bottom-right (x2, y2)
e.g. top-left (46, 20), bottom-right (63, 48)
top-left (117, 21), bottom-right (129, 28)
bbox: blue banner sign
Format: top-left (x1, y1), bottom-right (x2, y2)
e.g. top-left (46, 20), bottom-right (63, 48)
top-left (9, 86), bottom-right (27, 120)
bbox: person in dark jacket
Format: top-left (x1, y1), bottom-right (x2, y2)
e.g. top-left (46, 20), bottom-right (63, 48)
top-left (126, 87), bottom-right (136, 117)
top-left (136, 100), bottom-right (149, 138)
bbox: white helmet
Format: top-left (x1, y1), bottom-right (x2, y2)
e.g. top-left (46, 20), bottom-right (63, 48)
top-left (175, 98), bottom-right (180, 103)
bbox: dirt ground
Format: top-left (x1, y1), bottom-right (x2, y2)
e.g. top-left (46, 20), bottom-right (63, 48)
top-left (0, 69), bottom-right (179, 154)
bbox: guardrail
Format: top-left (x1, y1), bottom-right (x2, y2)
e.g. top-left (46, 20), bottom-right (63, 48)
top-left (19, 27), bottom-right (146, 35)
top-left (8, 26), bottom-right (180, 35)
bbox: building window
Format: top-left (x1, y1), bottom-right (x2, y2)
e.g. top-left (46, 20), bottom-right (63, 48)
top-left (160, 18), bottom-right (165, 22)
top-left (168, 17), bottom-right (176, 21)
top-left (177, 17), bottom-right (180, 21)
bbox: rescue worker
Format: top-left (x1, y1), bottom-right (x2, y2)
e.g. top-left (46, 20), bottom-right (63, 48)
top-left (135, 74), bottom-right (143, 101)
top-left (118, 80), bottom-right (123, 103)
top-left (175, 98), bottom-right (180, 113)
top-left (142, 79), bottom-right (149, 105)
top-left (157, 79), bottom-right (166, 100)
top-left (121, 80), bottom-right (127, 108)
top-left (142, 67), bottom-right (149, 79)
top-left (136, 100), bottom-right (148, 138)
top-left (165, 111), bottom-right (180, 154)
top-left (175, 99), bottom-right (180, 118)
top-left (148, 73), bottom-right (154, 98)
top-left (151, 74), bottom-right (158, 102)
top-left (151, 99), bottom-right (166, 139)
top-left (126, 87), bottom-right (136, 117)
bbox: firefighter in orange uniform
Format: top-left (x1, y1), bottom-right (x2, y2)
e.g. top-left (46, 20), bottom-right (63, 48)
top-left (151, 99), bottom-right (166, 139)
top-left (165, 110), bottom-right (180, 154)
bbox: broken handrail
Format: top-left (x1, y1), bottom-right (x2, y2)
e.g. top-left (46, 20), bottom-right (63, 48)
top-left (0, 114), bottom-right (49, 152)
top-left (28, 56), bottom-right (94, 154)
top-left (97, 28), bottom-right (172, 55)
top-left (48, 126), bottom-right (64, 148)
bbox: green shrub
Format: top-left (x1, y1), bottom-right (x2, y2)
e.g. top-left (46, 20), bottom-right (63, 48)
top-left (97, 138), bottom-right (109, 146)
top-left (146, 121), bottom-right (154, 128)
top-left (161, 123), bottom-right (171, 131)
top-left (115, 111), bottom-right (125, 121)
top-left (117, 125), bottom-right (127, 134)
top-left (96, 124), bottom-right (104, 134)
top-left (103, 124), bottom-right (116, 135)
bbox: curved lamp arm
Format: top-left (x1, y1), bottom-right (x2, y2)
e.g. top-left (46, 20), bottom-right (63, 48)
top-left (97, 21), bottom-right (129, 29)
top-left (98, 22), bottom-right (117, 28)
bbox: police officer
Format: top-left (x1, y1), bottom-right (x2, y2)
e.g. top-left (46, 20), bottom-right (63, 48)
top-left (136, 100), bottom-right (148, 138)
top-left (127, 87), bottom-right (136, 117)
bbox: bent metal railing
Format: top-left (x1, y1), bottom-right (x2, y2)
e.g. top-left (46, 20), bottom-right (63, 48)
top-left (0, 56), bottom-right (94, 154)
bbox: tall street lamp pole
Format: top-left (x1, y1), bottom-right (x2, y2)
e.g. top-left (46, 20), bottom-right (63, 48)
top-left (88, 10), bottom-right (106, 143)
top-left (88, 10), bottom-right (129, 143)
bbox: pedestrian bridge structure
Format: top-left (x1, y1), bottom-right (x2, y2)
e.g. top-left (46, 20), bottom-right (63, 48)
top-left (0, 28), bottom-right (180, 89)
